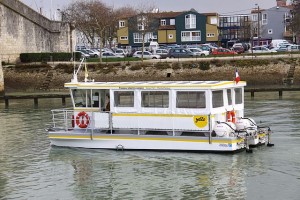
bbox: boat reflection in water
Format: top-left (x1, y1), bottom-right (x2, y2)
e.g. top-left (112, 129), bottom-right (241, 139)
top-left (49, 147), bottom-right (267, 199)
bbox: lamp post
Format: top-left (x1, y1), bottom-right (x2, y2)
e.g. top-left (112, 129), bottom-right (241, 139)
top-left (255, 4), bottom-right (261, 46)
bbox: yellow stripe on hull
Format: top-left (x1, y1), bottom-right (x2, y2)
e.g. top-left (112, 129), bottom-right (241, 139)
top-left (49, 134), bottom-right (244, 144)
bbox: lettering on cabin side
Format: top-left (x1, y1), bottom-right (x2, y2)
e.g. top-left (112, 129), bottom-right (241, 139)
top-left (193, 115), bottom-right (208, 128)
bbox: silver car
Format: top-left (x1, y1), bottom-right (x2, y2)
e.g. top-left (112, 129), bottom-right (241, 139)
top-left (133, 51), bottom-right (161, 59)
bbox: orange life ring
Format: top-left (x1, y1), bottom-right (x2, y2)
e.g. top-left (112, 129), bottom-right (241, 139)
top-left (76, 111), bottom-right (90, 128)
top-left (227, 110), bottom-right (236, 123)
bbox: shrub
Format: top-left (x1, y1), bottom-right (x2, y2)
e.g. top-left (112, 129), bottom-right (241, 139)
top-left (130, 65), bottom-right (142, 71)
top-left (172, 62), bottom-right (181, 70)
top-left (154, 62), bottom-right (171, 70)
top-left (198, 61), bottom-right (210, 70)
top-left (20, 52), bottom-right (81, 63)
top-left (210, 59), bottom-right (222, 67)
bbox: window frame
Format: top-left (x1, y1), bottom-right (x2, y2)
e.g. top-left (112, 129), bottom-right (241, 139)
top-left (114, 91), bottom-right (135, 108)
top-left (141, 91), bottom-right (170, 108)
top-left (176, 91), bottom-right (206, 109)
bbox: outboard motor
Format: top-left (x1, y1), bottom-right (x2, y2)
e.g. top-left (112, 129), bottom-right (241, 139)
top-left (213, 122), bottom-right (236, 137)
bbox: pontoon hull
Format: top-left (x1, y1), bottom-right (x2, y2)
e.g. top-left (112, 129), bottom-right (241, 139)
top-left (48, 132), bottom-right (245, 152)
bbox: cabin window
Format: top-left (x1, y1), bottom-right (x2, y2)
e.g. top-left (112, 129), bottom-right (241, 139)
top-left (73, 89), bottom-right (91, 107)
top-left (227, 89), bottom-right (232, 105)
top-left (235, 88), bottom-right (243, 104)
top-left (212, 90), bottom-right (224, 108)
top-left (141, 91), bottom-right (169, 108)
top-left (114, 91), bottom-right (134, 107)
top-left (176, 91), bottom-right (206, 108)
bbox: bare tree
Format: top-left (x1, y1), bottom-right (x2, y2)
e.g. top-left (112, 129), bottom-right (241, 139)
top-left (290, 0), bottom-right (300, 43)
top-left (63, 1), bottom-right (97, 47)
top-left (128, 4), bottom-right (160, 61)
top-left (63, 0), bottom-right (115, 63)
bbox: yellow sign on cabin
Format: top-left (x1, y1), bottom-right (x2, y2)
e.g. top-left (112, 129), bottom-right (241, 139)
top-left (193, 115), bottom-right (208, 128)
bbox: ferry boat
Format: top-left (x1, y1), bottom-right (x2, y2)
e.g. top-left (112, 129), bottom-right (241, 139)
top-left (47, 62), bottom-right (273, 153)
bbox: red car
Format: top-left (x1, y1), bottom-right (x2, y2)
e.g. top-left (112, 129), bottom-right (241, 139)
top-left (212, 48), bottom-right (237, 55)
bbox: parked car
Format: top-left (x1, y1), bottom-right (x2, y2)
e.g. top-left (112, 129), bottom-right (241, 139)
top-left (102, 52), bottom-right (124, 58)
top-left (114, 49), bottom-right (128, 57)
top-left (188, 48), bottom-right (210, 56)
top-left (249, 46), bottom-right (277, 53)
top-left (287, 45), bottom-right (300, 52)
top-left (74, 51), bottom-right (90, 59)
top-left (132, 51), bottom-right (161, 59)
top-left (153, 49), bottom-right (169, 59)
top-left (232, 46), bottom-right (245, 54)
top-left (81, 49), bottom-right (99, 57)
top-left (275, 45), bottom-right (289, 52)
top-left (211, 48), bottom-right (237, 55)
top-left (168, 48), bottom-right (194, 58)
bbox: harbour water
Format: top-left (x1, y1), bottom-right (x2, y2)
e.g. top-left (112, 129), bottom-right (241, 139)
top-left (0, 92), bottom-right (300, 200)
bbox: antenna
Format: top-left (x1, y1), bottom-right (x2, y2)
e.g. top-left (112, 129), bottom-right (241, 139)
top-left (72, 58), bottom-right (86, 83)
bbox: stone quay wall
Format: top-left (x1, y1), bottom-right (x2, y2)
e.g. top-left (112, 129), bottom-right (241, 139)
top-left (0, 0), bottom-right (74, 63)
top-left (0, 58), bottom-right (3, 96)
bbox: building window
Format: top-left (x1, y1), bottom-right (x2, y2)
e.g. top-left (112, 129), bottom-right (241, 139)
top-left (142, 91), bottom-right (169, 108)
top-left (252, 14), bottom-right (258, 21)
top-left (170, 19), bottom-right (175, 25)
top-left (138, 23), bottom-right (144, 31)
top-left (185, 14), bottom-right (196, 29)
top-left (268, 29), bottom-right (273, 34)
top-left (133, 32), bottom-right (154, 43)
top-left (210, 17), bottom-right (217, 25)
top-left (168, 34), bottom-right (173, 39)
top-left (120, 36), bottom-right (128, 40)
top-left (181, 31), bottom-right (201, 42)
top-left (114, 91), bottom-right (134, 107)
top-left (262, 13), bottom-right (267, 25)
top-left (207, 33), bottom-right (215, 37)
top-left (176, 91), bottom-right (206, 108)
top-left (119, 21), bottom-right (125, 28)
top-left (133, 33), bottom-right (142, 43)
top-left (161, 19), bottom-right (166, 26)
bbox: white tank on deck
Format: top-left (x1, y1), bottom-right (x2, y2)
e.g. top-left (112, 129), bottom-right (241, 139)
top-left (213, 122), bottom-right (236, 137)
top-left (235, 118), bottom-right (257, 131)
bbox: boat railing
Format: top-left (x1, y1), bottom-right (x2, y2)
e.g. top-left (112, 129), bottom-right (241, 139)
top-left (51, 108), bottom-right (75, 131)
top-left (50, 108), bottom-right (111, 132)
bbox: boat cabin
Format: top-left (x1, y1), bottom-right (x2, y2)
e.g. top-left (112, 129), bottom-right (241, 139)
top-left (64, 81), bottom-right (246, 136)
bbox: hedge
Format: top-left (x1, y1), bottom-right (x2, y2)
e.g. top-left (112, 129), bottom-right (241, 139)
top-left (20, 52), bottom-right (82, 63)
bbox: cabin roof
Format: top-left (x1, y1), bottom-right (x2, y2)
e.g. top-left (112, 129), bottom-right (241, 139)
top-left (65, 81), bottom-right (246, 89)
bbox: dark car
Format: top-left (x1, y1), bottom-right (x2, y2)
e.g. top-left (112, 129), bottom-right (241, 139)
top-left (168, 48), bottom-right (194, 58)
top-left (232, 47), bottom-right (245, 54)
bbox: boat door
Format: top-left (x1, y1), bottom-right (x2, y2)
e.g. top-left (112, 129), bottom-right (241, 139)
top-left (92, 89), bottom-right (111, 130)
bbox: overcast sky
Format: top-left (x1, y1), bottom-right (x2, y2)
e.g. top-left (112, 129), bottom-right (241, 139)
top-left (20, 0), bottom-right (291, 19)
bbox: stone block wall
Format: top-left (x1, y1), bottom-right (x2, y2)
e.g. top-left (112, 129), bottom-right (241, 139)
top-left (0, 58), bottom-right (4, 96)
top-left (0, 0), bottom-right (74, 62)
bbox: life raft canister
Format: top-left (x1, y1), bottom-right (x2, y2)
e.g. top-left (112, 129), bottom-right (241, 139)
top-left (76, 111), bottom-right (90, 128)
top-left (227, 110), bottom-right (236, 123)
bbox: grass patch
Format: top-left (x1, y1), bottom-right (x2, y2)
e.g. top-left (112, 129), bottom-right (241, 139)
top-left (86, 57), bottom-right (140, 63)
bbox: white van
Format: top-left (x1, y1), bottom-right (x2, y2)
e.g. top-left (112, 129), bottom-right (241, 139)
top-left (148, 41), bottom-right (159, 52)
top-left (270, 39), bottom-right (289, 48)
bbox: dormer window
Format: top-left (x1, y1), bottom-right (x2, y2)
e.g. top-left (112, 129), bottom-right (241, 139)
top-left (161, 19), bottom-right (166, 26)
top-left (119, 21), bottom-right (125, 28)
top-left (185, 14), bottom-right (196, 29)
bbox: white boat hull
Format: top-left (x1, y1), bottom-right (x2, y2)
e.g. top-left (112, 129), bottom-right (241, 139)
top-left (48, 133), bottom-right (245, 153)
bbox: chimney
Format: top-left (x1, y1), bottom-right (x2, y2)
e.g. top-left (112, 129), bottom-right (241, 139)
top-left (276, 0), bottom-right (287, 7)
